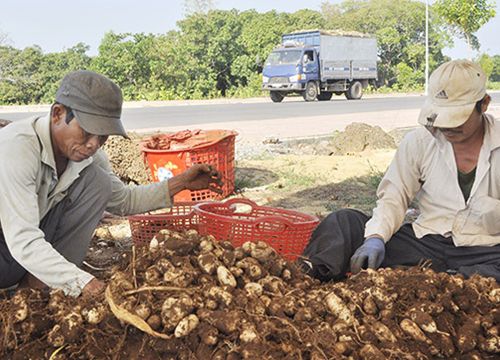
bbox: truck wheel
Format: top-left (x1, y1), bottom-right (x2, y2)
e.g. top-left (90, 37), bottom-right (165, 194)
top-left (270, 91), bottom-right (285, 103)
top-left (316, 92), bottom-right (333, 101)
top-left (303, 82), bottom-right (318, 102)
top-left (346, 81), bottom-right (363, 100)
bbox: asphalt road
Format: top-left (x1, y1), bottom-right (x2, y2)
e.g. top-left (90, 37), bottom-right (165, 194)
top-left (2, 93), bottom-right (499, 131)
top-left (118, 95), bottom-right (430, 129)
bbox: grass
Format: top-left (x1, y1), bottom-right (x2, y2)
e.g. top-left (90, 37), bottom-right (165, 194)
top-left (269, 158), bottom-right (331, 189)
top-left (271, 171), bottom-right (319, 189)
top-left (324, 170), bottom-right (383, 214)
top-left (234, 176), bottom-right (258, 190)
top-left (487, 81), bottom-right (500, 90)
top-left (236, 151), bottom-right (395, 216)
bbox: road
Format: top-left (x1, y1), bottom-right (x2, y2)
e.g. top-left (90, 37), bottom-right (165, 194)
top-left (2, 93), bottom-right (500, 141)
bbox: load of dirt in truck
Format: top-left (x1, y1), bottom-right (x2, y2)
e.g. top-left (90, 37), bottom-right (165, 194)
top-left (1, 229), bottom-right (498, 359)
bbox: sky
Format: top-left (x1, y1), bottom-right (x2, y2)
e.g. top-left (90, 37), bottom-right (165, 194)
top-left (0, 0), bottom-right (499, 58)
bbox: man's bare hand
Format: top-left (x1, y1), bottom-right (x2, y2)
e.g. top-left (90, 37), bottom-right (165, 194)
top-left (82, 278), bottom-right (106, 297)
top-left (180, 164), bottom-right (224, 193)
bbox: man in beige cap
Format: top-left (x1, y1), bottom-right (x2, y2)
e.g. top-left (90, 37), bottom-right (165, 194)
top-left (0, 70), bottom-right (222, 297)
top-left (302, 59), bottom-right (500, 282)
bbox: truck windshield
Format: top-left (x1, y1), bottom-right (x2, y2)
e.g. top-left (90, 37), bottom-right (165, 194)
top-left (265, 50), bottom-right (302, 66)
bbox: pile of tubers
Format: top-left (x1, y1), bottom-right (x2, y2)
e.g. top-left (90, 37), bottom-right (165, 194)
top-left (0, 228), bottom-right (499, 359)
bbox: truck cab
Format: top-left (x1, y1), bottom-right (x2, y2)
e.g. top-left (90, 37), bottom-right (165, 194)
top-left (262, 44), bottom-right (320, 102)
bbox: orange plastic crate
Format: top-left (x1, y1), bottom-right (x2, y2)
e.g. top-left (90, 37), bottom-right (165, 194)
top-left (141, 130), bottom-right (237, 202)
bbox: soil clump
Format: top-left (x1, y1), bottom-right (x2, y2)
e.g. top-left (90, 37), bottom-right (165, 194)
top-left (101, 134), bottom-right (151, 185)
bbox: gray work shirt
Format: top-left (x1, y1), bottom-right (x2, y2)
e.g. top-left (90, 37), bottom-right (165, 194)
top-left (0, 114), bottom-right (171, 296)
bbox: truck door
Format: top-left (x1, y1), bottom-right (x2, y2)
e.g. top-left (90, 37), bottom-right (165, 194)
top-left (302, 50), bottom-right (319, 81)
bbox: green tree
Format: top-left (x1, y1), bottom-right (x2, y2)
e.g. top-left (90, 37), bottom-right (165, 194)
top-left (287, 9), bottom-right (326, 30)
top-left (321, 0), bottom-right (450, 88)
top-left (166, 9), bottom-right (247, 98)
top-left (434, 0), bottom-right (496, 56)
top-left (394, 62), bottom-right (424, 91)
top-left (491, 55), bottom-right (500, 82)
top-left (38, 43), bottom-right (91, 103)
top-left (91, 32), bottom-right (159, 99)
top-left (233, 10), bottom-right (294, 95)
top-left (478, 53), bottom-right (494, 79)
top-left (0, 46), bottom-right (44, 104)
top-left (0, 43), bottom-right (91, 104)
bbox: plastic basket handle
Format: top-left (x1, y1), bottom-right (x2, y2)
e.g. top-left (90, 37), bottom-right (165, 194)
top-left (179, 209), bottom-right (196, 221)
top-left (223, 198), bottom-right (259, 210)
top-left (254, 216), bottom-right (294, 234)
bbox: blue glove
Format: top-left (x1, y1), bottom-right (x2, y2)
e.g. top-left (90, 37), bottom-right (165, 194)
top-left (350, 237), bottom-right (385, 274)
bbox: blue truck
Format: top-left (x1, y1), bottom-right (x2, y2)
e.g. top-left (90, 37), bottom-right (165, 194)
top-left (262, 30), bottom-right (378, 102)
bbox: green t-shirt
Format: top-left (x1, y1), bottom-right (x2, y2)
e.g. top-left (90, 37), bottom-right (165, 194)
top-left (458, 167), bottom-right (476, 202)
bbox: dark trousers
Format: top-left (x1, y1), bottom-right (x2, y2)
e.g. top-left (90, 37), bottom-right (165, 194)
top-left (0, 164), bottom-right (112, 288)
top-left (303, 209), bottom-right (500, 282)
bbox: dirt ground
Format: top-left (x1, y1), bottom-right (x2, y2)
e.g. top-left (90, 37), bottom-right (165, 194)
top-left (236, 123), bottom-right (406, 217)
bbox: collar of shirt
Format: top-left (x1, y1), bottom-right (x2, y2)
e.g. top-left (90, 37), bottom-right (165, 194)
top-left (429, 113), bottom-right (500, 199)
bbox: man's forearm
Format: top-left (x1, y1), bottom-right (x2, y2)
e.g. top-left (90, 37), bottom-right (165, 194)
top-left (168, 175), bottom-right (187, 196)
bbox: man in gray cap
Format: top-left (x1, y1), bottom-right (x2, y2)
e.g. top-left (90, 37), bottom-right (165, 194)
top-left (0, 70), bottom-right (223, 297)
top-left (302, 59), bottom-right (500, 282)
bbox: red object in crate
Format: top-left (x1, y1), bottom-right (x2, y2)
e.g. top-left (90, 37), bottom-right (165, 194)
top-left (128, 203), bottom-right (198, 246)
top-left (141, 129), bottom-right (237, 202)
top-left (194, 198), bottom-right (319, 260)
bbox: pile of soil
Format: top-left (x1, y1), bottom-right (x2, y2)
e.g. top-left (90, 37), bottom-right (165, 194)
top-left (101, 134), bottom-right (151, 185)
top-left (0, 119), bottom-right (12, 129)
top-left (1, 229), bottom-right (498, 359)
top-left (330, 123), bottom-right (397, 156)
top-left (255, 123), bottom-right (399, 157)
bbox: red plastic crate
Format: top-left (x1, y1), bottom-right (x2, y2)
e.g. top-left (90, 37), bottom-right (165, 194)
top-left (194, 198), bottom-right (319, 260)
top-left (141, 130), bottom-right (237, 202)
top-left (128, 203), bottom-right (198, 246)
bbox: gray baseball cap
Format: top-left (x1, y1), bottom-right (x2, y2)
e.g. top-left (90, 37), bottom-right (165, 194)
top-left (55, 70), bottom-right (128, 138)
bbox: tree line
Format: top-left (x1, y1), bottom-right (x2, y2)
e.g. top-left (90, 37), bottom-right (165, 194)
top-left (0, 0), bottom-right (497, 105)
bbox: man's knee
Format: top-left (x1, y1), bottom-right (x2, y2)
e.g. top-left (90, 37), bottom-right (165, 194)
top-left (321, 208), bottom-right (368, 228)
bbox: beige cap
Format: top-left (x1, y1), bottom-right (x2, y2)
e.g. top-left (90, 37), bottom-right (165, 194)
top-left (418, 59), bottom-right (486, 128)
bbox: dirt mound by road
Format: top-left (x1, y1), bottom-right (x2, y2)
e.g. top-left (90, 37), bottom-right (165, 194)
top-left (330, 122), bottom-right (397, 155)
top-left (261, 123), bottom-right (399, 157)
